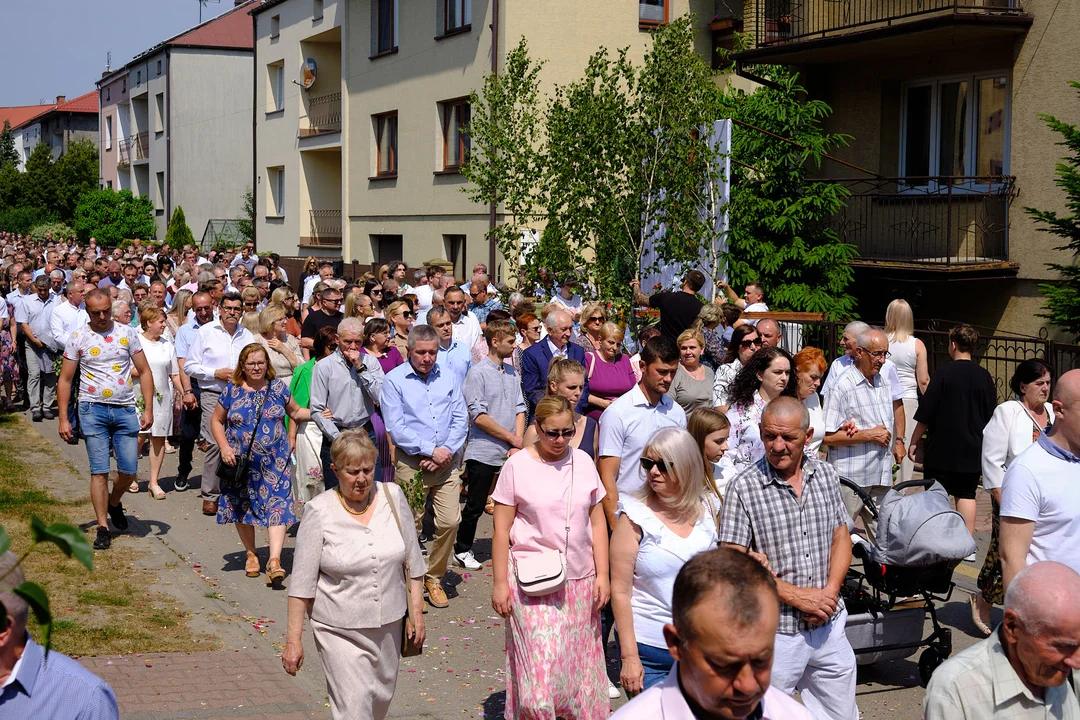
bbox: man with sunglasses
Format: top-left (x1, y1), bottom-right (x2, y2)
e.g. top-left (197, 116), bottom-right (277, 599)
top-left (183, 293), bottom-right (254, 515)
top-left (300, 287), bottom-right (344, 360)
top-left (822, 328), bottom-right (905, 544)
top-left (466, 273), bottom-right (502, 329)
top-left (173, 292), bottom-right (216, 493)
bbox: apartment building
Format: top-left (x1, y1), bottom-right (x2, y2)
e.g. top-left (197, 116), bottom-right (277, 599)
top-left (97, 1), bottom-right (256, 244)
top-left (2, 95), bottom-right (97, 170)
top-left (730, 0), bottom-right (1079, 337)
top-left (253, 0), bottom-right (713, 279)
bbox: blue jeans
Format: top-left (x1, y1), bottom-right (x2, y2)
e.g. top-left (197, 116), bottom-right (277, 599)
top-left (638, 642), bottom-right (674, 691)
top-left (79, 402), bottom-right (140, 476)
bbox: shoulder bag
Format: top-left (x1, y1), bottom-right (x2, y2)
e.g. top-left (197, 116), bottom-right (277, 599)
top-left (383, 482), bottom-right (424, 657)
top-left (512, 451), bottom-right (575, 597)
top-left (216, 386), bottom-right (268, 489)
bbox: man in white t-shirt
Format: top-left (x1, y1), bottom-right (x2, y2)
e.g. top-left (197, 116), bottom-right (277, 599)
top-left (716, 279), bottom-right (769, 327)
top-left (1001, 369), bottom-right (1080, 590)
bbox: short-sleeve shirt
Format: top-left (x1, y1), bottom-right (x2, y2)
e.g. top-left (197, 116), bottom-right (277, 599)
top-left (822, 366), bottom-right (894, 487)
top-left (64, 322), bottom-right (144, 405)
top-left (599, 384), bottom-right (687, 494)
top-left (648, 291), bottom-right (703, 345)
top-left (491, 447), bottom-right (606, 580)
top-left (913, 359), bottom-right (997, 474)
top-left (300, 309), bottom-right (342, 339)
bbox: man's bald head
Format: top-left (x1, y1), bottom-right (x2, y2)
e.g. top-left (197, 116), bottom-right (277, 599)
top-left (1006, 561), bottom-right (1080, 636)
top-left (761, 395), bottom-right (810, 431)
top-left (757, 319), bottom-right (781, 348)
top-left (1053, 369), bottom-right (1080, 405)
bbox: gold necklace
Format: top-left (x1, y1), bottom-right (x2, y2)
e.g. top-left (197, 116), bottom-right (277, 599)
top-left (336, 487), bottom-right (374, 516)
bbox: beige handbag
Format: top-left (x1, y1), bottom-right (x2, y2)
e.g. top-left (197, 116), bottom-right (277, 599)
top-left (512, 453), bottom-right (575, 597)
top-left (382, 482), bottom-right (423, 657)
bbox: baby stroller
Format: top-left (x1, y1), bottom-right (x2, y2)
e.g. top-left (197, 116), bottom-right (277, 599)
top-left (838, 478), bottom-right (977, 686)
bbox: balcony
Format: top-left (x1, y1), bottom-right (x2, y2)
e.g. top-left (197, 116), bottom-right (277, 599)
top-left (737, 0), bottom-right (1031, 64)
top-left (304, 209), bottom-right (342, 247)
top-left (300, 92), bottom-right (341, 138)
top-left (821, 176), bottom-right (1018, 274)
top-left (117, 132), bottom-right (149, 167)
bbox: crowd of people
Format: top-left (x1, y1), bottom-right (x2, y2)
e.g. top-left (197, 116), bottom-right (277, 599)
top-left (1, 229), bottom-right (1079, 720)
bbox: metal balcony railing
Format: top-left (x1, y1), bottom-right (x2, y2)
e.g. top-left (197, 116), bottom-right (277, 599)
top-left (751, 0), bottom-right (1024, 47)
top-left (117, 132), bottom-right (149, 167)
top-left (301, 93), bottom-right (342, 137)
top-left (818, 175), bottom-right (1016, 268)
top-left (308, 209), bottom-right (342, 246)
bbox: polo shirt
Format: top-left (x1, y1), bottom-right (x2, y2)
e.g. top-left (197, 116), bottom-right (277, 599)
top-left (598, 383), bottom-right (687, 494)
top-left (1000, 432), bottom-right (1080, 575)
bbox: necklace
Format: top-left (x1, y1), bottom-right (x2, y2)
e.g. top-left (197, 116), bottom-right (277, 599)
top-left (336, 487), bottom-right (374, 516)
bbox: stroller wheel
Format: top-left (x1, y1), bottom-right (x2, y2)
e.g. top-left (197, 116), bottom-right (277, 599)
top-left (919, 647), bottom-right (946, 686)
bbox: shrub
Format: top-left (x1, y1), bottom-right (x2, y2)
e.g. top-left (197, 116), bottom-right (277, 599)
top-left (72, 189), bottom-right (156, 245)
top-left (28, 221), bottom-right (76, 243)
top-left (164, 206), bottom-right (195, 250)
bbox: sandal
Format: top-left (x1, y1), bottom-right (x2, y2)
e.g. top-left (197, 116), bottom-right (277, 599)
top-left (245, 552), bottom-right (261, 578)
top-left (148, 484), bottom-right (166, 500)
top-left (128, 480), bottom-right (140, 493)
top-left (970, 595), bottom-right (992, 637)
top-left (266, 558), bottom-right (286, 587)
top-left (484, 497), bottom-right (495, 515)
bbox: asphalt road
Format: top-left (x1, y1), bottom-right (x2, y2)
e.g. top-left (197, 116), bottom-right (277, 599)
top-left (27, 410), bottom-right (996, 719)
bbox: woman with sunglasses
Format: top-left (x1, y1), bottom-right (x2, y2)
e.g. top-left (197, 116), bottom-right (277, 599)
top-left (711, 324), bottom-right (761, 414)
top-left (363, 280), bottom-right (386, 317)
top-left (523, 358), bottom-right (598, 459)
top-left (491, 394), bottom-right (610, 719)
top-left (289, 327), bottom-right (339, 503)
top-left (719, 347), bottom-right (797, 479)
top-left (385, 301), bottom-right (413, 357)
top-left (576, 302), bottom-right (607, 354)
top-left (610, 427), bottom-right (719, 696)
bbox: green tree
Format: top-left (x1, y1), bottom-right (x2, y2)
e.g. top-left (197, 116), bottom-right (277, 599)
top-left (719, 60), bottom-right (857, 319)
top-left (28, 221), bottom-right (76, 243)
top-left (0, 121), bottom-right (18, 169)
top-left (72, 189), bottom-right (156, 245)
top-left (1027, 81), bottom-right (1080, 340)
top-left (236, 186), bottom-right (254, 241)
top-left (164, 205), bottom-right (195, 250)
top-left (52, 139), bottom-right (99, 221)
top-left (22, 143), bottom-right (58, 215)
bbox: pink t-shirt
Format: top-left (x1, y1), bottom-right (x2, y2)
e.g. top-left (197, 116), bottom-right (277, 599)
top-left (492, 447), bottom-right (606, 580)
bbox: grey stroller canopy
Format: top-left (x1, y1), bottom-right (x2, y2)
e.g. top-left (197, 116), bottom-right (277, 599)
top-left (869, 481), bottom-right (976, 567)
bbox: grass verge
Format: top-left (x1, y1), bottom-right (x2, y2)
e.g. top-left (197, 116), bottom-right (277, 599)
top-left (0, 414), bottom-right (211, 656)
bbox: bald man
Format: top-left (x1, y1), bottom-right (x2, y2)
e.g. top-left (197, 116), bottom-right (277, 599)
top-left (757, 318), bottom-right (782, 349)
top-left (925, 561), bottom-right (1080, 718)
top-left (1001, 369), bottom-right (1080, 591)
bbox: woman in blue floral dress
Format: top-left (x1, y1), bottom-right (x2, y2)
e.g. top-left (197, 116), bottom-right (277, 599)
top-left (211, 343), bottom-right (311, 587)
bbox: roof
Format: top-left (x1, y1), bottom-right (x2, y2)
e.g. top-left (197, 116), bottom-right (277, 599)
top-left (132, 0), bottom-right (257, 61)
top-left (250, 0), bottom-right (290, 16)
top-left (54, 91), bottom-right (98, 115)
top-left (0, 104), bottom-right (55, 130)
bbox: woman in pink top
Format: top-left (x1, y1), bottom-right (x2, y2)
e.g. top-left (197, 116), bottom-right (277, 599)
top-left (491, 395), bottom-right (611, 720)
top-left (584, 322), bottom-right (637, 421)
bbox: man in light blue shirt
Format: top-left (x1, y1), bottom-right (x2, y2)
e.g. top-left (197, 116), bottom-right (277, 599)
top-left (0, 551), bottom-right (119, 719)
top-left (428, 306), bottom-right (472, 386)
top-left (383, 324), bottom-right (468, 610)
top-left (173, 292), bottom-right (216, 493)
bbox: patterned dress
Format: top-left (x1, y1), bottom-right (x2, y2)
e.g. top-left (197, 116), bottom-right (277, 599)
top-left (217, 378), bottom-right (295, 527)
top-left (0, 296), bottom-right (18, 386)
top-left (719, 393), bottom-right (768, 480)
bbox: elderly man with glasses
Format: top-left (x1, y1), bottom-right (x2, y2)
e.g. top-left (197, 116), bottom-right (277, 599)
top-left (300, 286), bottom-right (344, 360)
top-left (821, 328), bottom-right (905, 544)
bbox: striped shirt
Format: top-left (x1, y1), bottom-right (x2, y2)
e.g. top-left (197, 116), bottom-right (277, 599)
top-left (822, 366), bottom-right (895, 488)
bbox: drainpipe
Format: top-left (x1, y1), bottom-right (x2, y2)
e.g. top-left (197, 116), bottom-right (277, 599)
top-left (252, 10), bottom-right (258, 251)
top-left (488, 0), bottom-right (499, 277)
top-left (166, 48), bottom-right (172, 241)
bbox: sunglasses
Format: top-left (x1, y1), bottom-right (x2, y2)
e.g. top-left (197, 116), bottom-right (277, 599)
top-left (403, 312), bottom-right (415, 319)
top-left (639, 457), bottom-right (670, 474)
top-left (587, 316), bottom-right (604, 323)
top-left (371, 289), bottom-right (383, 295)
top-left (469, 291), bottom-right (482, 298)
top-left (740, 337), bottom-right (763, 348)
top-left (538, 424), bottom-right (575, 440)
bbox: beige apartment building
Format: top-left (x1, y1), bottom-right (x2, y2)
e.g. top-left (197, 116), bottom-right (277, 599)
top-left (97, 1), bottom-right (255, 244)
top-left (730, 0), bottom-right (1080, 337)
top-left (253, 0), bottom-right (714, 280)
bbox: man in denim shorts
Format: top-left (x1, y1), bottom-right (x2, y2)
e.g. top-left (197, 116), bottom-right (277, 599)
top-left (57, 289), bottom-right (154, 550)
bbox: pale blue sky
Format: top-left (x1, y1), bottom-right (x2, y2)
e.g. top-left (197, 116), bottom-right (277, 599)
top-left (0, 0), bottom-right (235, 106)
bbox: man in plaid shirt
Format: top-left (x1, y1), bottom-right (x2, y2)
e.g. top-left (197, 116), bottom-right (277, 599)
top-left (720, 396), bottom-right (858, 720)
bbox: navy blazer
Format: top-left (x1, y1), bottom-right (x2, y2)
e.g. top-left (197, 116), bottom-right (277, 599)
top-left (521, 340), bottom-right (590, 414)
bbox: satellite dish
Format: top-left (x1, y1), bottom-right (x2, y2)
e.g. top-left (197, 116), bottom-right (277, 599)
top-left (300, 58), bottom-right (317, 89)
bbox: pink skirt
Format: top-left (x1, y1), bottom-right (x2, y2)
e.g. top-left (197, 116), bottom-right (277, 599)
top-left (505, 575), bottom-right (608, 720)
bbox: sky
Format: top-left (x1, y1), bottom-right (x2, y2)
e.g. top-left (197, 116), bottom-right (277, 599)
top-left (0, 0), bottom-right (236, 106)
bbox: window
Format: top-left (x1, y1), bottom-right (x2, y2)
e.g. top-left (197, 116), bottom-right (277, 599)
top-left (105, 87), bottom-right (110, 102)
top-left (155, 93), bottom-right (165, 134)
top-left (639, 0), bottom-right (668, 28)
top-left (105, 116), bottom-right (113, 151)
top-left (439, 99), bottom-right (470, 171)
top-left (155, 171), bottom-right (165, 212)
top-left (313, 0), bottom-right (323, 20)
top-left (443, 234), bottom-right (466, 279)
top-left (270, 14), bottom-right (280, 38)
top-left (370, 235), bottom-right (403, 265)
top-left (106, 180), bottom-right (113, 190)
top-left (136, 70), bottom-right (141, 85)
top-left (444, 0), bottom-right (471, 34)
top-left (122, 78), bottom-right (126, 93)
top-left (267, 166), bottom-right (285, 216)
top-left (156, 59), bottom-right (162, 76)
top-left (373, 0), bottom-right (398, 56)
top-left (373, 111), bottom-right (398, 176)
top-left (267, 61), bottom-right (285, 112)
top-left (900, 73), bottom-right (1010, 182)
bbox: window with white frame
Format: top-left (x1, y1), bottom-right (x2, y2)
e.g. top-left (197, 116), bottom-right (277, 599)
top-left (267, 61), bottom-right (285, 112)
top-left (155, 93), bottom-right (165, 134)
top-left (105, 116), bottom-right (113, 150)
top-left (267, 166), bottom-right (285, 216)
top-left (900, 73), bottom-right (1010, 182)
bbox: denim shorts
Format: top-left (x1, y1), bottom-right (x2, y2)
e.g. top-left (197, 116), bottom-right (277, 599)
top-left (638, 641), bottom-right (675, 691)
top-left (79, 402), bottom-right (140, 476)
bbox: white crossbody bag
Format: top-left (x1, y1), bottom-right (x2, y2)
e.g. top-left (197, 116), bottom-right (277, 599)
top-left (512, 452), bottom-right (574, 597)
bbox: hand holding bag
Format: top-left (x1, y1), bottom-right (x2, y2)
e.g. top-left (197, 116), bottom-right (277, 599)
top-left (513, 452), bottom-right (575, 597)
top-left (383, 482), bottom-right (424, 657)
top-left (216, 386), bottom-right (267, 488)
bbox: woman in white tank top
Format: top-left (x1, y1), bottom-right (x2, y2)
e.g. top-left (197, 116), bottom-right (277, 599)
top-left (885, 299), bottom-right (930, 483)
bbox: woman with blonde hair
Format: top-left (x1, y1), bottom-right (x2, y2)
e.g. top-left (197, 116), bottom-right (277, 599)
top-left (344, 291), bottom-right (375, 322)
top-left (693, 303), bottom-right (726, 370)
top-left (884, 298), bottom-right (929, 483)
top-left (257, 304), bottom-right (303, 382)
top-left (610, 427), bottom-right (719, 695)
top-left (670, 328), bottom-right (715, 414)
top-left (576, 301), bottom-right (607, 353)
top-left (270, 286), bottom-right (302, 337)
top-left (134, 306), bottom-right (183, 499)
top-left (583, 321), bottom-right (635, 421)
top-left (167, 288), bottom-right (193, 338)
top-left (491, 394), bottom-right (610, 719)
top-left (686, 407), bottom-right (729, 503)
top-left (523, 358), bottom-right (598, 458)
top-left (385, 300), bottom-right (413, 357)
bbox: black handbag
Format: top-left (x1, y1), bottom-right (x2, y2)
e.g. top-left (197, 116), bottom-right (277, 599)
top-left (216, 387), bottom-right (267, 489)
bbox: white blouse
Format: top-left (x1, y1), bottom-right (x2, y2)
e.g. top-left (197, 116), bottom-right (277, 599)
top-left (981, 399), bottom-right (1054, 490)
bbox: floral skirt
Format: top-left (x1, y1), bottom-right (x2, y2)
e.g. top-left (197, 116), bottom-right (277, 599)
top-left (978, 498), bottom-right (1003, 605)
top-left (0, 330), bottom-right (18, 386)
top-left (505, 575), bottom-right (608, 720)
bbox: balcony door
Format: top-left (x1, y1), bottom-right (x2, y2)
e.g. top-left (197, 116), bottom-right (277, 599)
top-left (900, 73), bottom-right (1010, 190)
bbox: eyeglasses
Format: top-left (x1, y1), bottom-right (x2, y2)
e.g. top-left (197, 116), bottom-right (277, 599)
top-left (740, 337), bottom-right (763, 348)
top-left (639, 457), bottom-right (670, 474)
top-left (221, 305), bottom-right (242, 314)
top-left (859, 347), bottom-right (891, 360)
top-left (244, 361), bottom-right (267, 368)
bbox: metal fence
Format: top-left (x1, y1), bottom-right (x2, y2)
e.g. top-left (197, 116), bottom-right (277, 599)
top-left (301, 92), bottom-right (342, 137)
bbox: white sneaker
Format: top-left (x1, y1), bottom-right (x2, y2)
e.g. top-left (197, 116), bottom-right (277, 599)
top-left (607, 677), bottom-right (621, 699)
top-left (454, 550), bottom-right (482, 570)
top-left (964, 552), bottom-right (978, 563)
